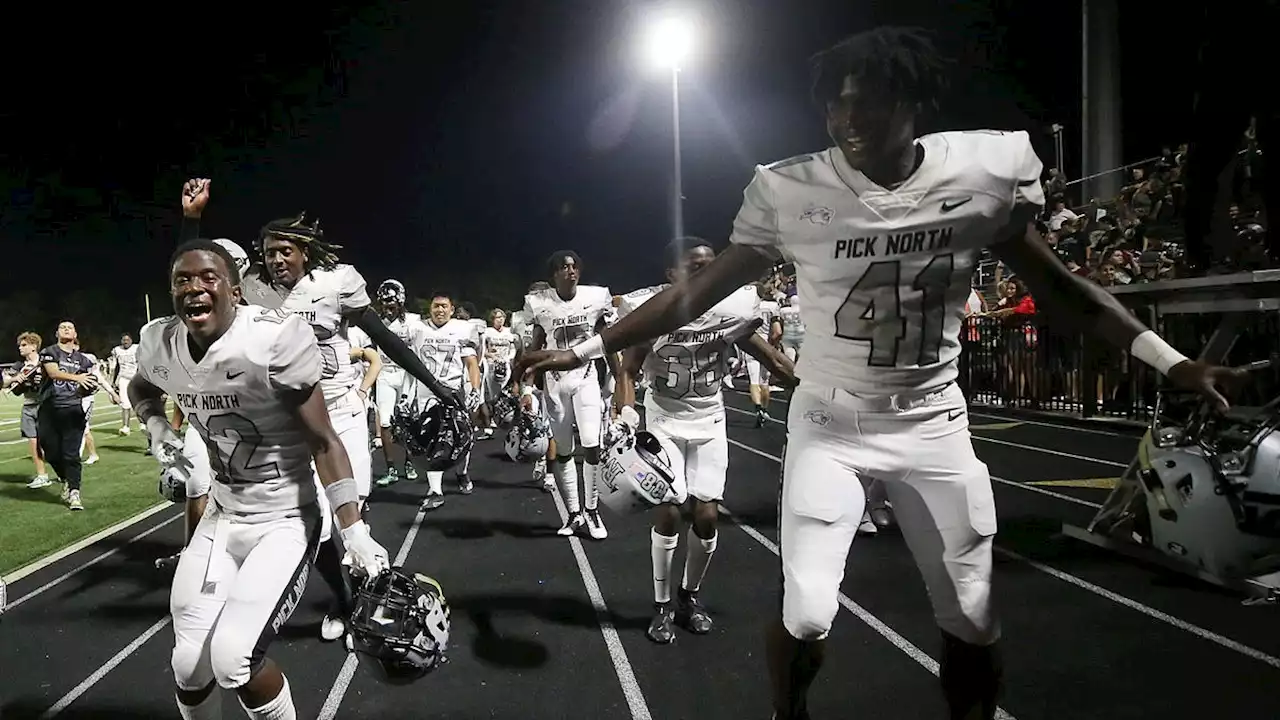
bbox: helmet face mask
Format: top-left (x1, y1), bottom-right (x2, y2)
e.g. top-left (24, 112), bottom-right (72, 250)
top-left (348, 569), bottom-right (451, 684)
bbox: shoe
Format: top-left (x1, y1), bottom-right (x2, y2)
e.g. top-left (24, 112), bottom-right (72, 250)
top-left (458, 475), bottom-right (474, 495)
top-left (118, 426), bottom-right (131, 436)
top-left (557, 511), bottom-right (586, 537)
top-left (858, 511), bottom-right (878, 536)
top-left (68, 490), bottom-right (84, 511)
top-left (645, 603), bottom-right (676, 644)
top-left (584, 509), bottom-right (607, 540)
top-left (755, 409), bottom-right (768, 428)
top-left (676, 588), bottom-right (712, 634)
top-left (869, 503), bottom-right (894, 529)
top-left (320, 614), bottom-right (346, 642)
top-left (155, 552), bottom-right (182, 571)
top-left (376, 468), bottom-right (400, 487)
top-left (27, 476), bottom-right (52, 489)
top-left (421, 492), bottom-right (445, 511)
top-left (85, 454), bottom-right (99, 465)
top-left (541, 477), bottom-right (555, 493)
top-left (404, 463), bottom-right (419, 481)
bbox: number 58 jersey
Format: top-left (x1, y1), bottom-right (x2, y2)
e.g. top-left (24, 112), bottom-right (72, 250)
top-left (134, 306), bottom-right (324, 520)
top-left (618, 284), bottom-right (759, 421)
top-left (730, 130), bottom-right (1046, 395)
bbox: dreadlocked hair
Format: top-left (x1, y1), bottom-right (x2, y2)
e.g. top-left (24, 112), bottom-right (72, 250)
top-left (809, 26), bottom-right (949, 113)
top-left (257, 212), bottom-right (343, 278)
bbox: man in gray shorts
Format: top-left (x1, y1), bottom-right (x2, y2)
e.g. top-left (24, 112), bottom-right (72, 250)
top-left (2, 331), bottom-right (50, 488)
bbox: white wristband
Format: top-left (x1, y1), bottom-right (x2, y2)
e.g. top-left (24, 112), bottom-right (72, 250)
top-left (1130, 330), bottom-right (1188, 376)
top-left (572, 334), bottom-right (607, 362)
top-left (145, 414), bottom-right (172, 439)
top-left (520, 386), bottom-right (535, 398)
top-left (325, 477), bottom-right (361, 511)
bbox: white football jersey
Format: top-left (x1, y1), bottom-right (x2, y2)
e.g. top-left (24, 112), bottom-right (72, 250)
top-left (779, 302), bottom-right (805, 344)
top-left (524, 285), bottom-right (612, 350)
top-left (111, 344), bottom-right (139, 378)
top-left (417, 318), bottom-right (478, 391)
top-left (510, 310), bottom-right (536, 349)
top-left (483, 327), bottom-right (516, 363)
top-left (730, 130), bottom-right (1045, 395)
top-left (619, 284), bottom-right (759, 420)
top-left (276, 264), bottom-right (371, 403)
top-left (375, 312), bottom-right (427, 375)
top-left (348, 324), bottom-right (372, 351)
top-left (756, 299), bottom-right (780, 341)
top-left (134, 307), bottom-right (322, 519)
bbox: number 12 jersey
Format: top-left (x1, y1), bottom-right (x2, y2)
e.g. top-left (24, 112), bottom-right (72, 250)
top-left (135, 307), bottom-right (323, 520)
top-left (729, 130), bottom-right (1046, 395)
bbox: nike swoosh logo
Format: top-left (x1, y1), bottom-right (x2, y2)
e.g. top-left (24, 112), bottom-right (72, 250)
top-left (948, 409), bottom-right (964, 421)
top-left (941, 197), bottom-right (973, 212)
top-left (226, 371), bottom-right (245, 380)
top-left (311, 297), bottom-right (323, 304)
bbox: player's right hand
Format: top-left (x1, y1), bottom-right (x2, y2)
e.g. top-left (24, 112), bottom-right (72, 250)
top-left (181, 178), bottom-right (211, 218)
top-left (147, 419), bottom-right (189, 470)
top-left (515, 349), bottom-right (583, 381)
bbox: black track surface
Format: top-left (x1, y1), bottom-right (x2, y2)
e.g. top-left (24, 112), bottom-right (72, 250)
top-left (4, 390), bottom-right (1280, 719)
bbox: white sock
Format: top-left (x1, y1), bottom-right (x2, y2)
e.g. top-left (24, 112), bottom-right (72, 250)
top-left (426, 471), bottom-right (443, 495)
top-left (554, 459), bottom-right (579, 513)
top-left (79, 434), bottom-right (86, 457)
top-left (239, 675), bottom-right (297, 720)
top-left (651, 528), bottom-right (679, 604)
top-left (682, 528), bottom-right (718, 593)
top-left (458, 449), bottom-right (471, 476)
top-left (176, 688), bottom-right (221, 720)
top-left (582, 460), bottom-right (599, 511)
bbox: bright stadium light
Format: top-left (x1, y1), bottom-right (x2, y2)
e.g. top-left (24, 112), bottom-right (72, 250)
top-left (643, 13), bottom-right (696, 71)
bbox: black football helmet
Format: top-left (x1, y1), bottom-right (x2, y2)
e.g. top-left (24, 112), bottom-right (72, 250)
top-left (347, 569), bottom-right (450, 684)
top-left (391, 399), bottom-right (475, 471)
top-left (491, 394), bottom-right (520, 429)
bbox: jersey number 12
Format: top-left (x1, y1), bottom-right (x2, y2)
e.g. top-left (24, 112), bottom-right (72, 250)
top-left (833, 254), bottom-right (954, 367)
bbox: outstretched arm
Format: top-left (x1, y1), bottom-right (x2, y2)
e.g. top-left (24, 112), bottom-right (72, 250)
top-left (351, 307), bottom-right (459, 407)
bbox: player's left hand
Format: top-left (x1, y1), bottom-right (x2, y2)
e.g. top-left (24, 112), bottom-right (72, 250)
top-left (465, 387), bottom-right (483, 413)
top-left (515, 349), bottom-right (583, 382)
top-left (1166, 360), bottom-right (1250, 413)
top-left (341, 520), bottom-right (390, 577)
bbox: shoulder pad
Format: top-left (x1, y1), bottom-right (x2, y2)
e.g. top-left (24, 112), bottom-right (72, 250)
top-left (766, 152), bottom-right (820, 171)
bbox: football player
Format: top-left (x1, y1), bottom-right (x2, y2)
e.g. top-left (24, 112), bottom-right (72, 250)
top-left (413, 292), bottom-right (483, 509)
top-left (130, 239), bottom-right (390, 720)
top-left (480, 308), bottom-right (517, 439)
top-left (518, 27), bottom-right (1246, 720)
top-left (523, 252), bottom-right (617, 540)
top-left (3, 332), bottom-right (50, 489)
top-left (778, 294), bottom-right (804, 364)
top-left (370, 279), bottom-right (428, 486)
top-left (74, 342), bottom-right (117, 467)
top-left (744, 283), bottom-right (783, 427)
top-left (109, 332), bottom-right (140, 435)
top-left (258, 214), bottom-right (460, 642)
top-left (510, 282), bottom-right (555, 489)
top-left (615, 238), bottom-right (795, 644)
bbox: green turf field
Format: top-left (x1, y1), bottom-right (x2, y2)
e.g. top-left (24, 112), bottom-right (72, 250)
top-left (0, 392), bottom-right (168, 576)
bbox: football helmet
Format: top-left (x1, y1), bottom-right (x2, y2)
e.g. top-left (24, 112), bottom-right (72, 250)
top-left (391, 399), bottom-right (475, 471)
top-left (348, 569), bottom-right (450, 684)
top-left (491, 394), bottom-right (520, 429)
top-left (505, 408), bottom-right (551, 462)
top-left (159, 465), bottom-right (186, 503)
top-left (212, 238), bottom-right (252, 278)
top-left (377, 279), bottom-right (407, 306)
top-left (491, 360), bottom-right (510, 385)
top-left (598, 425), bottom-right (683, 514)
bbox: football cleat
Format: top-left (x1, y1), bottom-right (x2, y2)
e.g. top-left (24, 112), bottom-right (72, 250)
top-left (646, 604), bottom-right (676, 644)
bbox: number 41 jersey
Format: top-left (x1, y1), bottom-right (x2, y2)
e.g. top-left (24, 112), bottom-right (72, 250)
top-left (730, 129), bottom-right (1046, 395)
top-left (618, 284), bottom-right (759, 421)
top-left (134, 306), bottom-right (323, 520)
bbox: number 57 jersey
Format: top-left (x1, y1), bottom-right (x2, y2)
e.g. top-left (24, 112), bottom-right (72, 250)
top-left (730, 130), bottom-right (1046, 396)
top-left (618, 284), bottom-right (759, 421)
top-left (134, 306), bottom-right (324, 520)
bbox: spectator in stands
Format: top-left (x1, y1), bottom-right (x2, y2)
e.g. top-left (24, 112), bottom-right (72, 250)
top-left (1048, 197), bottom-right (1081, 232)
top-left (1044, 168), bottom-right (1066, 200)
top-left (2, 332), bottom-right (50, 489)
top-left (987, 278), bottom-right (1038, 407)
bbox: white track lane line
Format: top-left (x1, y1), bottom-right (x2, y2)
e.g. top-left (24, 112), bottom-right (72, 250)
top-left (319, 503), bottom-right (432, 720)
top-left (5, 510), bottom-right (182, 610)
top-left (40, 617), bottom-right (172, 718)
top-left (724, 435), bottom-right (1280, 669)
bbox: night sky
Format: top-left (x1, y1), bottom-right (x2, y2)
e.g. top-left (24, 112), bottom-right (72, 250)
top-left (0, 0), bottom-right (1198, 343)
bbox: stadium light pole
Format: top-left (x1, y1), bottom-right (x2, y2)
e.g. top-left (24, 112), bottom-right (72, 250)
top-left (644, 14), bottom-right (695, 239)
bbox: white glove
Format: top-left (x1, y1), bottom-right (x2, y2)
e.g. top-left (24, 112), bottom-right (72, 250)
top-left (341, 520), bottom-right (390, 577)
top-left (617, 405), bottom-right (640, 430)
top-left (465, 387), bottom-right (483, 413)
top-left (147, 416), bottom-right (189, 471)
top-left (603, 406), bottom-right (640, 448)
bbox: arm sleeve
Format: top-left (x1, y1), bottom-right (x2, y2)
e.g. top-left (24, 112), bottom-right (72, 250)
top-left (336, 265), bottom-right (372, 315)
top-left (1012, 295), bottom-right (1037, 315)
top-left (729, 167), bottom-right (784, 261)
top-left (269, 314), bottom-right (324, 392)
